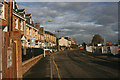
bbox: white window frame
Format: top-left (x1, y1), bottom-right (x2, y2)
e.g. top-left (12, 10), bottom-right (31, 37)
top-left (27, 28), bottom-right (29, 35)
top-left (0, 3), bottom-right (5, 19)
top-left (15, 18), bottom-right (18, 29)
top-left (33, 30), bottom-right (34, 36)
top-left (30, 18), bottom-right (32, 24)
top-left (35, 31), bottom-right (37, 36)
top-left (51, 36), bottom-right (52, 41)
top-left (20, 20), bottom-right (23, 31)
top-left (13, 0), bottom-right (15, 9)
top-left (29, 28), bottom-right (31, 35)
top-left (39, 35), bottom-right (40, 39)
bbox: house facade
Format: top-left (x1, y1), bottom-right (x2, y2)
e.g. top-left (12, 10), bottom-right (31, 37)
top-left (0, 0), bottom-right (57, 79)
top-left (45, 31), bottom-right (56, 48)
top-left (59, 36), bottom-right (70, 47)
top-left (0, 0), bottom-right (22, 78)
top-left (59, 36), bottom-right (76, 47)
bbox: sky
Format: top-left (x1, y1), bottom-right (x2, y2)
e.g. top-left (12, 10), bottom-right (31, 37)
top-left (17, 2), bottom-right (118, 44)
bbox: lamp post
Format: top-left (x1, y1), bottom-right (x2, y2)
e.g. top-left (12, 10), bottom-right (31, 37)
top-left (42, 20), bottom-right (53, 57)
top-left (55, 30), bottom-right (62, 51)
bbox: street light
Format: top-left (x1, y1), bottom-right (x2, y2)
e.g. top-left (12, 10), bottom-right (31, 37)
top-left (55, 30), bottom-right (62, 51)
top-left (41, 20), bottom-right (53, 57)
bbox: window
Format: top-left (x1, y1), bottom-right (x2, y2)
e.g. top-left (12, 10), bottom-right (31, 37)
top-left (39, 35), bottom-right (40, 39)
top-left (30, 18), bottom-right (32, 24)
top-left (33, 30), bottom-right (34, 36)
top-left (13, 0), bottom-right (15, 9)
top-left (20, 20), bottom-right (23, 31)
top-left (27, 28), bottom-right (29, 35)
top-left (35, 31), bottom-right (37, 36)
top-left (51, 36), bottom-right (52, 41)
top-left (29, 28), bottom-right (31, 35)
top-left (0, 3), bottom-right (4, 19)
top-left (15, 18), bottom-right (18, 29)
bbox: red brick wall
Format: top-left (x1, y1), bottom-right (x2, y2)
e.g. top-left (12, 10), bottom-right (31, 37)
top-left (0, 29), bottom-right (2, 79)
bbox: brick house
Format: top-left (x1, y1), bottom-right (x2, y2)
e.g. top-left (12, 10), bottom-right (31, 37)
top-left (0, 0), bottom-right (57, 79)
top-left (25, 13), bottom-right (39, 48)
top-left (45, 31), bottom-right (56, 47)
top-left (0, 0), bottom-right (22, 78)
top-left (35, 23), bottom-right (45, 48)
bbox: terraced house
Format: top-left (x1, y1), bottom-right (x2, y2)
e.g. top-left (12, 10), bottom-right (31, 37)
top-left (12, 1), bottom-right (57, 49)
top-left (44, 31), bottom-right (56, 48)
top-left (0, 0), bottom-right (22, 78)
top-left (25, 13), bottom-right (39, 48)
top-left (0, 0), bottom-right (57, 79)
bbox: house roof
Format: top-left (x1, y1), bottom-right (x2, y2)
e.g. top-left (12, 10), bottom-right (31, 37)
top-left (45, 31), bottom-right (56, 37)
top-left (17, 9), bottom-right (25, 12)
top-left (59, 36), bottom-right (71, 41)
top-left (26, 13), bottom-right (31, 16)
top-left (64, 37), bottom-right (70, 40)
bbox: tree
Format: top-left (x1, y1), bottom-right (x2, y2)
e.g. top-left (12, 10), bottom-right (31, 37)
top-left (92, 34), bottom-right (104, 46)
top-left (82, 42), bottom-right (87, 50)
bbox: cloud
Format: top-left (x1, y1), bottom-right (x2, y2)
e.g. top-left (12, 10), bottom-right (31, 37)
top-left (17, 2), bottom-right (118, 44)
top-left (16, 0), bottom-right (119, 2)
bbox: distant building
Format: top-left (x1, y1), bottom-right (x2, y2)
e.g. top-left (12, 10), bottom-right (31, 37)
top-left (59, 36), bottom-right (76, 47)
top-left (106, 41), bottom-right (112, 46)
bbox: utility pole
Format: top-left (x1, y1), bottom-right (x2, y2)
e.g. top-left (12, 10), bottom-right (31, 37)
top-left (42, 20), bottom-right (52, 57)
top-left (55, 30), bottom-right (62, 51)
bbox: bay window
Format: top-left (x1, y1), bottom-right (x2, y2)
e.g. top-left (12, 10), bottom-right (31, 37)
top-left (15, 18), bottom-right (18, 29)
top-left (0, 3), bottom-right (4, 19)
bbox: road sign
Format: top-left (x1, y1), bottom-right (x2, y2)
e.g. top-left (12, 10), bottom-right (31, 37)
top-left (30, 38), bottom-right (35, 46)
top-left (7, 47), bottom-right (12, 68)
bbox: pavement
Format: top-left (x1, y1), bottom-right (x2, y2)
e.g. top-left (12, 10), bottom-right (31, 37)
top-left (23, 49), bottom-right (120, 79)
top-left (23, 55), bottom-right (51, 78)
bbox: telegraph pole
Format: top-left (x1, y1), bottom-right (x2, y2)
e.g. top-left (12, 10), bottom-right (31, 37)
top-left (55, 30), bottom-right (62, 51)
top-left (42, 20), bottom-right (53, 57)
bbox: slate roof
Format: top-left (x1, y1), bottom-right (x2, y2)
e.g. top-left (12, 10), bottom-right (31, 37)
top-left (17, 9), bottom-right (25, 12)
top-left (45, 31), bottom-right (56, 37)
top-left (59, 37), bottom-right (72, 41)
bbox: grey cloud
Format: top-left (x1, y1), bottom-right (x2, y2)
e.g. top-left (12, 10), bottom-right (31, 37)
top-left (16, 0), bottom-right (119, 2)
top-left (18, 2), bottom-right (118, 44)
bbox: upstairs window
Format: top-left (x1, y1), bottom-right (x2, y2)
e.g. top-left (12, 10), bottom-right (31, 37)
top-left (20, 20), bottom-right (23, 31)
top-left (39, 35), bottom-right (40, 39)
top-left (15, 18), bottom-right (18, 29)
top-left (29, 28), bottom-right (31, 35)
top-left (51, 37), bottom-right (52, 41)
top-left (30, 18), bottom-right (32, 24)
top-left (35, 30), bottom-right (37, 36)
top-left (0, 3), bottom-right (4, 19)
top-left (33, 30), bottom-right (34, 36)
top-left (27, 28), bottom-right (29, 35)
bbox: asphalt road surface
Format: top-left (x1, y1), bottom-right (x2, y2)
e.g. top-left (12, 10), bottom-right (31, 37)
top-left (23, 49), bottom-right (120, 79)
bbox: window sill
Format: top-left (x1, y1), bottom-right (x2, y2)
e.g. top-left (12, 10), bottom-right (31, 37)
top-left (20, 29), bottom-right (24, 31)
top-left (0, 17), bottom-right (6, 21)
top-left (15, 28), bottom-right (19, 30)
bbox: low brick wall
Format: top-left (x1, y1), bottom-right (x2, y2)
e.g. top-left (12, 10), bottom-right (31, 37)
top-left (22, 54), bottom-right (43, 75)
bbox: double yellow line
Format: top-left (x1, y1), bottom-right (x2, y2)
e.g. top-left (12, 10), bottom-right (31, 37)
top-left (52, 55), bottom-right (61, 80)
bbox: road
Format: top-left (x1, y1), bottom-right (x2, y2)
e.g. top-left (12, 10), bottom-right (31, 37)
top-left (23, 49), bottom-right (120, 79)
